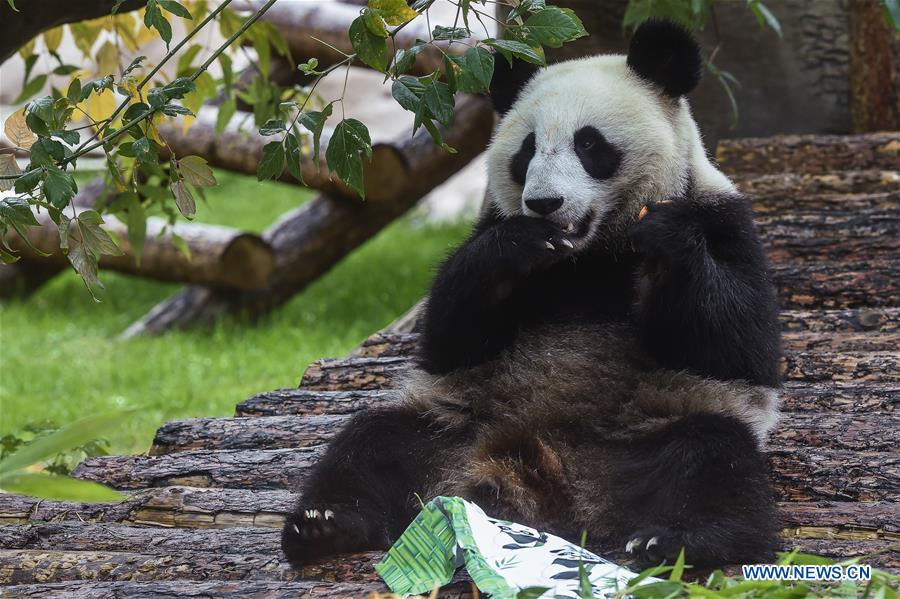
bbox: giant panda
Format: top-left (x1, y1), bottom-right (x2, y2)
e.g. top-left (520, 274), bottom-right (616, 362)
top-left (281, 19), bottom-right (782, 569)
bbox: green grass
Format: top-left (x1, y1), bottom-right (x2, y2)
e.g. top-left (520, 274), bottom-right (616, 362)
top-left (0, 171), bottom-right (470, 454)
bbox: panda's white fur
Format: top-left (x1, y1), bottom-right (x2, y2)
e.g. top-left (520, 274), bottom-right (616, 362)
top-left (488, 55), bottom-right (735, 252)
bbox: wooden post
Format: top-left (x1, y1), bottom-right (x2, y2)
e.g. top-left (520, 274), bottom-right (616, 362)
top-left (848, 0), bottom-right (900, 132)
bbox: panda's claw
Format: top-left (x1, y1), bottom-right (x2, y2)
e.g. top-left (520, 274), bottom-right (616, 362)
top-left (545, 241), bottom-right (556, 250)
top-left (626, 537), bottom-right (642, 554)
top-left (561, 238), bottom-right (574, 249)
top-left (646, 536), bottom-right (659, 550)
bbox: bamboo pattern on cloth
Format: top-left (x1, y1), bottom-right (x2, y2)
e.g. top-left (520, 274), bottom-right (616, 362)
top-left (375, 497), bottom-right (648, 598)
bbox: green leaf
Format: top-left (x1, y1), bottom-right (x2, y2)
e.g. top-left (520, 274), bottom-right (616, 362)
top-left (6, 0), bottom-right (19, 12)
top-left (260, 119), bottom-right (286, 136)
top-left (484, 38), bottom-right (545, 65)
top-left (391, 75), bottom-right (425, 113)
top-left (144, 0), bottom-right (173, 46)
top-left (284, 132), bottom-right (304, 184)
top-left (215, 98), bottom-right (237, 136)
top-left (325, 119), bottom-right (372, 198)
top-left (123, 55), bottom-right (147, 77)
top-left (422, 78), bottom-right (454, 126)
top-left (160, 104), bottom-right (193, 117)
top-left (0, 196), bottom-right (48, 258)
top-left (53, 129), bottom-right (81, 146)
top-left (29, 138), bottom-right (66, 168)
top-left (0, 412), bottom-right (131, 475)
top-left (163, 77), bottom-right (196, 99)
top-left (66, 79), bottom-right (82, 103)
top-left (15, 74), bottom-right (48, 104)
top-left (370, 0), bottom-right (418, 25)
top-left (669, 548), bottom-right (686, 581)
top-left (158, 0), bottom-right (192, 19)
top-left (177, 155), bottom-right (217, 187)
top-left (747, 1), bottom-right (782, 38)
top-left (170, 179), bottom-right (196, 218)
top-left (523, 6), bottom-right (587, 48)
top-left (13, 168), bottom-right (42, 194)
top-left (120, 192), bottom-right (146, 262)
top-left (257, 141), bottom-right (285, 181)
top-left (176, 44), bottom-right (203, 76)
top-left (450, 46), bottom-right (494, 93)
top-left (298, 103), bottom-right (333, 166)
top-left (43, 166), bottom-right (77, 209)
top-left (516, 587), bottom-right (551, 599)
top-left (362, 7), bottom-right (389, 37)
top-left (0, 471), bottom-right (123, 502)
top-left (132, 137), bottom-right (157, 165)
top-left (77, 210), bottom-right (123, 257)
top-left (124, 102), bottom-right (151, 122)
top-left (349, 15), bottom-right (389, 71)
top-left (392, 42), bottom-right (425, 75)
top-left (432, 25), bottom-right (470, 40)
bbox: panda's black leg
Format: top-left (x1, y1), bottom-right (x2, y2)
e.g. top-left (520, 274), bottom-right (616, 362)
top-left (281, 406), bottom-right (450, 566)
top-left (630, 196), bottom-right (781, 387)
top-left (616, 413), bottom-right (779, 567)
top-left (419, 214), bottom-right (575, 374)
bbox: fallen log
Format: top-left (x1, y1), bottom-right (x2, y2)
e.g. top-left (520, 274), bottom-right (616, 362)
top-left (247, 0), bottom-right (474, 75)
top-left (353, 332), bottom-right (419, 358)
top-left (297, 350), bottom-right (899, 393)
top-left (735, 170), bottom-right (900, 198)
top-left (0, 580), bottom-right (415, 599)
top-left (759, 208), bottom-right (899, 263)
top-left (777, 539), bottom-right (900, 570)
top-left (158, 107), bottom-right (407, 202)
top-left (0, 486), bottom-right (295, 529)
top-left (235, 389), bottom-right (398, 417)
top-left (779, 307), bottom-right (897, 334)
top-left (768, 447), bottom-right (899, 502)
top-left (717, 132), bottom-right (900, 176)
top-left (754, 190), bottom-right (899, 215)
top-left (122, 95), bottom-right (495, 336)
top-left (72, 445), bottom-right (900, 503)
top-left (772, 261), bottom-right (898, 310)
top-left (779, 381), bottom-right (898, 413)
top-left (7, 211), bottom-right (275, 291)
top-left (149, 411), bottom-right (898, 455)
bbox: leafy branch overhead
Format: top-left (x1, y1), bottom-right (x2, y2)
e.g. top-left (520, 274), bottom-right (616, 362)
top-left (0, 0), bottom-right (586, 296)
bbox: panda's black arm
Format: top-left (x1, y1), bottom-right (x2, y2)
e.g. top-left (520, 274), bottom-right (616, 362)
top-left (631, 196), bottom-right (782, 387)
top-left (417, 210), bottom-right (573, 374)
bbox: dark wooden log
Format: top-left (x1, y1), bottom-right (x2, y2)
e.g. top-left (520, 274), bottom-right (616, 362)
top-left (780, 501), bottom-right (900, 536)
top-left (0, 486), bottom-right (295, 529)
top-left (783, 351), bottom-right (898, 383)
top-left (0, 580), bottom-right (405, 599)
top-left (777, 540), bottom-right (900, 570)
top-left (0, 0), bottom-right (146, 62)
top-left (72, 445), bottom-right (900, 503)
top-left (754, 190), bottom-right (899, 215)
top-left (779, 382), bottom-right (898, 413)
top-left (760, 208), bottom-right (899, 263)
top-left (848, 0), bottom-right (900, 132)
top-left (780, 308), bottom-right (898, 334)
top-left (158, 108), bottom-right (408, 202)
top-left (735, 170), bottom-right (900, 198)
top-left (768, 447), bottom-right (899, 502)
top-left (353, 332), bottom-right (419, 358)
top-left (299, 356), bottom-right (410, 390)
top-left (8, 211), bottom-right (275, 291)
top-left (150, 411), bottom-right (898, 455)
top-left (123, 95), bottom-right (495, 336)
top-left (772, 261), bottom-right (899, 310)
top-left (151, 414), bottom-right (347, 454)
top-left (716, 132), bottom-right (900, 176)
top-left (235, 389), bottom-right (398, 417)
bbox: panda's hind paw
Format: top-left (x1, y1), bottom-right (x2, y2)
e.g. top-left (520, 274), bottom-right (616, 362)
top-left (624, 527), bottom-right (687, 567)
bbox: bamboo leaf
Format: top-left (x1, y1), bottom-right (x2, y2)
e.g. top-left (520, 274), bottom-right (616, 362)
top-left (0, 471), bottom-right (123, 502)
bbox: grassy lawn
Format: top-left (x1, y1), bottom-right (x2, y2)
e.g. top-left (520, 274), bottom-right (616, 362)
top-left (0, 171), bottom-right (470, 455)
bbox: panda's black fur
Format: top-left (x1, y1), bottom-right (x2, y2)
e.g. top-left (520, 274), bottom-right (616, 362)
top-left (282, 20), bottom-right (782, 569)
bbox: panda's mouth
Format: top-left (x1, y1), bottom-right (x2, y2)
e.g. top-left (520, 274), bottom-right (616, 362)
top-left (561, 210), bottom-right (595, 239)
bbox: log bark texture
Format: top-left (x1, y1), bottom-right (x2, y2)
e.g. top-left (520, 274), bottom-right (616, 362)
top-left (149, 411), bottom-right (898, 455)
top-left (735, 170), bottom-right (900, 198)
top-left (122, 95), bottom-right (495, 336)
top-left (716, 132), bottom-right (900, 176)
top-left (0, 0), bottom-right (147, 62)
top-left (72, 445), bottom-right (900, 504)
top-left (847, 0), bottom-right (900, 132)
top-left (235, 389), bottom-right (398, 417)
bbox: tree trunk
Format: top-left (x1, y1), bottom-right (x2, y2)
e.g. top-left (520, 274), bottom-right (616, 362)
top-left (848, 0), bottom-right (900, 132)
top-left (122, 95), bottom-right (495, 337)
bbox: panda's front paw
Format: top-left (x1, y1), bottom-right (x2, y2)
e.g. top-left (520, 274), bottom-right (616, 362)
top-left (491, 215), bottom-right (576, 271)
top-left (629, 200), bottom-right (703, 262)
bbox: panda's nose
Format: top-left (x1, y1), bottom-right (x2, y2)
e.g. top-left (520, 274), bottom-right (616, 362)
top-left (525, 197), bottom-right (563, 216)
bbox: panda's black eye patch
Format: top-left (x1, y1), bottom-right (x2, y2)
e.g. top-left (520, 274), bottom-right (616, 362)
top-left (574, 126), bottom-right (621, 180)
top-left (510, 132), bottom-right (536, 186)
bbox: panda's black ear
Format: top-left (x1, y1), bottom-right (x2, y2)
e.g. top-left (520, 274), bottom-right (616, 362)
top-left (626, 19), bottom-right (702, 97)
top-left (489, 54), bottom-right (539, 114)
